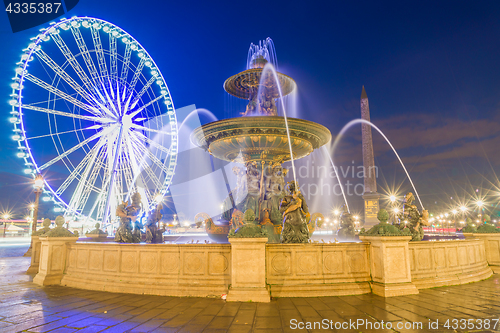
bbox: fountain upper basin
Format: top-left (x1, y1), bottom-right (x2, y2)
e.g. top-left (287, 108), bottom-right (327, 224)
top-left (192, 116), bottom-right (331, 163)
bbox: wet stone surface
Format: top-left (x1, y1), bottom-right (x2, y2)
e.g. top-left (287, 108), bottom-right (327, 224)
top-left (0, 256), bottom-right (498, 332)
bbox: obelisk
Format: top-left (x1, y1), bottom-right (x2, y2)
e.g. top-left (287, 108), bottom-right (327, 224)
top-left (361, 86), bottom-right (380, 228)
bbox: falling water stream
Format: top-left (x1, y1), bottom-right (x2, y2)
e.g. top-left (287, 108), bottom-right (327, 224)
top-left (321, 145), bottom-right (350, 212)
top-left (331, 119), bottom-right (425, 210)
top-left (259, 63), bottom-right (298, 191)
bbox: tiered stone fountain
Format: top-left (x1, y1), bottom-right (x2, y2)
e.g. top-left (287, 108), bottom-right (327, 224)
top-left (192, 42), bottom-right (331, 242)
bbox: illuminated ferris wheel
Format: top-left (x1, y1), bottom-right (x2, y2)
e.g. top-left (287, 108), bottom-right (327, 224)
top-left (9, 16), bottom-right (178, 225)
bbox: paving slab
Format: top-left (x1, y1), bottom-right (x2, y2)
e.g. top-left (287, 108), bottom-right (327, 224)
top-left (0, 256), bottom-right (499, 332)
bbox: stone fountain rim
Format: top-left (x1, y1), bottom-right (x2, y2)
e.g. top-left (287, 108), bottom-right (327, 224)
top-left (192, 116), bottom-right (332, 147)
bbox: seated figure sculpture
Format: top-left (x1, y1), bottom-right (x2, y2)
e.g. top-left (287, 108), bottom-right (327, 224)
top-left (337, 204), bottom-right (356, 240)
top-left (145, 203), bottom-right (164, 244)
top-left (114, 192), bottom-right (143, 243)
top-left (279, 181), bottom-right (310, 243)
top-left (395, 192), bottom-right (428, 241)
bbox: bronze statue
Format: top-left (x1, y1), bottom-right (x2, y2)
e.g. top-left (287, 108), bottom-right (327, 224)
top-left (114, 192), bottom-right (143, 243)
top-left (115, 201), bottom-right (134, 243)
top-left (280, 181), bottom-right (310, 243)
top-left (145, 203), bottom-right (164, 244)
top-left (337, 204), bottom-right (356, 240)
top-left (395, 192), bottom-right (428, 241)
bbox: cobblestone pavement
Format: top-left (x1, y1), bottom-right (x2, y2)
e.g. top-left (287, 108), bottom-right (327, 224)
top-left (0, 257), bottom-right (499, 333)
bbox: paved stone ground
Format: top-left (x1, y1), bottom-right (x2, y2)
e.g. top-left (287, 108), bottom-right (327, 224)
top-left (0, 257), bottom-right (499, 333)
top-left (0, 237), bottom-right (30, 257)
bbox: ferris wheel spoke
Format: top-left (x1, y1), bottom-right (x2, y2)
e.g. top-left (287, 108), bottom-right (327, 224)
top-left (24, 73), bottom-right (100, 115)
top-left (56, 149), bottom-right (92, 196)
top-left (94, 133), bottom-right (119, 221)
top-left (134, 130), bottom-right (171, 155)
top-left (130, 145), bottom-right (164, 191)
top-left (120, 44), bottom-right (132, 84)
top-left (128, 94), bottom-right (164, 118)
top-left (120, 136), bottom-right (137, 196)
top-left (39, 126), bottom-right (113, 171)
top-left (73, 144), bottom-right (107, 213)
top-left (57, 136), bottom-right (105, 197)
top-left (71, 26), bottom-right (101, 86)
top-left (131, 76), bottom-right (156, 106)
top-left (129, 132), bottom-right (170, 175)
top-left (100, 81), bottom-right (120, 117)
top-left (20, 103), bottom-right (110, 123)
top-left (88, 167), bottom-right (112, 221)
top-left (27, 128), bottom-right (91, 140)
top-left (121, 162), bottom-right (135, 199)
top-left (92, 88), bottom-right (119, 120)
top-left (109, 36), bottom-right (118, 81)
top-left (124, 134), bottom-right (160, 193)
top-left (82, 146), bottom-right (109, 217)
top-left (51, 33), bottom-right (100, 100)
top-left (90, 26), bottom-right (109, 79)
top-left (128, 58), bottom-right (145, 94)
top-left (35, 49), bottom-right (101, 110)
top-left (131, 124), bottom-right (170, 136)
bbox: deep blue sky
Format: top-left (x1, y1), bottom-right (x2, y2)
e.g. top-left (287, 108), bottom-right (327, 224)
top-left (1, 0), bottom-right (500, 218)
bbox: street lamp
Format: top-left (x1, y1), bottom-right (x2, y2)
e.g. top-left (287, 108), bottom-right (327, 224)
top-left (2, 214), bottom-right (10, 237)
top-left (476, 200), bottom-right (484, 221)
top-left (24, 174), bottom-right (44, 256)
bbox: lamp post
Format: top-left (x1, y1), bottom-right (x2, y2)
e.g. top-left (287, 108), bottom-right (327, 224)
top-left (460, 206), bottom-right (467, 230)
top-left (393, 207), bottom-right (399, 225)
top-left (476, 200), bottom-right (484, 223)
top-left (24, 174), bottom-right (44, 256)
top-left (2, 214), bottom-right (10, 237)
top-left (389, 195), bottom-right (397, 223)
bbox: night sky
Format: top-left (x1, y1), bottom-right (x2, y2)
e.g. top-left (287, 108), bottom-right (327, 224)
top-left (1, 0), bottom-right (500, 219)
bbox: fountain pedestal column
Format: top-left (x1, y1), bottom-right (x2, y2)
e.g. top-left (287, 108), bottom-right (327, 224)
top-left (26, 236), bottom-right (41, 274)
top-left (359, 235), bottom-right (419, 297)
top-left (226, 238), bottom-right (270, 302)
top-left (33, 237), bottom-right (77, 286)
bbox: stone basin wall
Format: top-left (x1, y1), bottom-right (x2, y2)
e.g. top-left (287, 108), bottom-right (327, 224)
top-left (265, 243), bottom-right (371, 297)
top-left (32, 237), bottom-right (494, 299)
top-left (409, 239), bottom-right (492, 289)
top-left (61, 242), bottom-right (231, 297)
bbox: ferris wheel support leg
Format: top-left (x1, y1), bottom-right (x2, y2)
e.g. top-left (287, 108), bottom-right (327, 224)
top-left (102, 125), bottom-right (124, 226)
